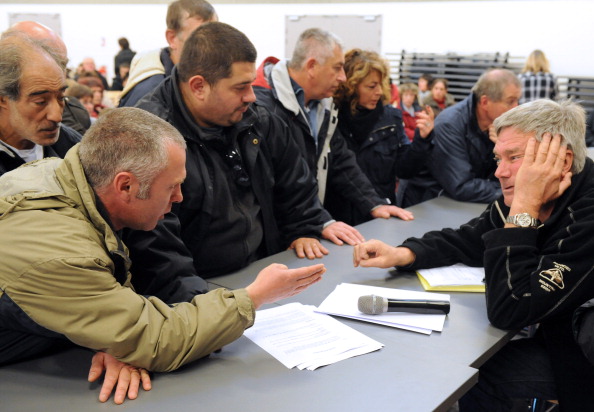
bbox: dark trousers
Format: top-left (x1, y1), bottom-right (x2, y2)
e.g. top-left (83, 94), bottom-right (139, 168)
top-left (459, 336), bottom-right (557, 412)
top-left (0, 328), bottom-right (73, 366)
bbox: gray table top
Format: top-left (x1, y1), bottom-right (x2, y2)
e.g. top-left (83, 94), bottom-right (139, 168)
top-left (210, 196), bottom-right (512, 369)
top-left (0, 196), bottom-right (513, 412)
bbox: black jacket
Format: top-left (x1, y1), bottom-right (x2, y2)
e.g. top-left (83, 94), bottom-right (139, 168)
top-left (402, 158), bottom-right (594, 409)
top-left (403, 94), bottom-right (501, 207)
top-left (327, 104), bottom-right (432, 225)
top-left (124, 69), bottom-right (324, 295)
top-left (254, 60), bottom-right (388, 226)
top-left (0, 124), bottom-right (81, 176)
top-left (61, 97), bottom-right (91, 135)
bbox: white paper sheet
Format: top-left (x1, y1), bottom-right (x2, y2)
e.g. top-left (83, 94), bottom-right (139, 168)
top-left (417, 263), bottom-right (485, 287)
top-left (243, 302), bottom-right (383, 370)
top-left (315, 283), bottom-right (450, 334)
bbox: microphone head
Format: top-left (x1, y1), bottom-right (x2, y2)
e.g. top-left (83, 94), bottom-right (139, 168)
top-left (358, 294), bottom-right (387, 315)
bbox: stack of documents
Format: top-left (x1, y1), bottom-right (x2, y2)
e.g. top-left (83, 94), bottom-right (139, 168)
top-left (316, 283), bottom-right (449, 335)
top-left (243, 302), bottom-right (383, 370)
top-left (417, 263), bottom-right (485, 292)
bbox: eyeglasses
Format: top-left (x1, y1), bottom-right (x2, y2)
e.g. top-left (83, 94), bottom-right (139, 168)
top-left (223, 147), bottom-right (251, 188)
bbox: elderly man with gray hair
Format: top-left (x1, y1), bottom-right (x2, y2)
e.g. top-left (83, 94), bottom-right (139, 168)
top-left (353, 100), bottom-right (594, 409)
top-left (0, 108), bottom-right (325, 403)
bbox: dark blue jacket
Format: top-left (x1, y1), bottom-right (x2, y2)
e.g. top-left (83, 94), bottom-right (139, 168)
top-left (119, 48), bottom-right (174, 108)
top-left (402, 94), bottom-right (501, 206)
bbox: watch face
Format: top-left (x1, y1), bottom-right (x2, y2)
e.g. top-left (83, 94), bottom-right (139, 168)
top-left (517, 213), bottom-right (533, 227)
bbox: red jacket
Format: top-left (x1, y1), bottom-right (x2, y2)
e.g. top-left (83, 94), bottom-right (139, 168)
top-left (398, 102), bottom-right (421, 142)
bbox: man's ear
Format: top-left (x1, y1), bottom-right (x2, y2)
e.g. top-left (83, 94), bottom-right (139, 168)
top-left (0, 95), bottom-right (9, 110)
top-left (305, 58), bottom-right (317, 77)
top-left (563, 149), bottom-right (574, 174)
top-left (112, 172), bottom-right (136, 202)
top-left (187, 75), bottom-right (208, 99)
top-left (165, 29), bottom-right (178, 49)
top-left (478, 94), bottom-right (489, 109)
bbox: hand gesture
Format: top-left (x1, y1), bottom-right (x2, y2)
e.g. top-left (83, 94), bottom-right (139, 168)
top-left (353, 240), bottom-right (415, 268)
top-left (488, 124), bottom-right (497, 144)
top-left (246, 263), bottom-right (326, 308)
top-left (88, 352), bottom-right (151, 404)
top-left (416, 105), bottom-right (435, 138)
top-left (322, 221), bottom-right (365, 246)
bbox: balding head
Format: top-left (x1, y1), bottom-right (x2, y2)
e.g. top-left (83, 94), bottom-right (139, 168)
top-left (0, 35), bottom-right (67, 149)
top-left (472, 68), bottom-right (521, 102)
top-left (3, 21), bottom-right (68, 67)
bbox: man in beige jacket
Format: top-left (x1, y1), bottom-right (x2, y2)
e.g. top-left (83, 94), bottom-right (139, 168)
top-left (0, 108), bottom-right (324, 402)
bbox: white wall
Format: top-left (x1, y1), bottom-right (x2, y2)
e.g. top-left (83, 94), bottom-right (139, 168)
top-left (1, 1), bottom-right (592, 82)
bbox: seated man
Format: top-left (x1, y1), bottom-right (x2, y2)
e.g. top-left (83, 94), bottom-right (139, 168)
top-left (0, 107), bottom-right (324, 398)
top-left (119, 0), bottom-right (217, 107)
top-left (0, 31), bottom-right (81, 176)
top-left (402, 68), bottom-right (521, 206)
top-left (125, 22), bottom-right (330, 297)
top-left (254, 28), bottom-right (413, 234)
top-left (353, 100), bottom-right (594, 409)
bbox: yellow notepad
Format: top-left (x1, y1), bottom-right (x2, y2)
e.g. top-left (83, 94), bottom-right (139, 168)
top-left (417, 264), bottom-right (485, 293)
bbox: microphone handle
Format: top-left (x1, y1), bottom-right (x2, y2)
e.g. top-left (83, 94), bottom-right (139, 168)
top-left (386, 299), bottom-right (450, 315)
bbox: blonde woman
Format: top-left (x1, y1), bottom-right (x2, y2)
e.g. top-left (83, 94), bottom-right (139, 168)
top-left (518, 49), bottom-right (558, 104)
top-left (332, 49), bottom-right (434, 223)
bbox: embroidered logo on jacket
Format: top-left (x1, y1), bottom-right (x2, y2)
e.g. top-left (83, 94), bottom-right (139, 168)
top-left (538, 262), bottom-right (569, 292)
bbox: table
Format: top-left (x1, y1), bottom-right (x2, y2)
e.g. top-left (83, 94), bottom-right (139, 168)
top-left (0, 197), bottom-right (514, 412)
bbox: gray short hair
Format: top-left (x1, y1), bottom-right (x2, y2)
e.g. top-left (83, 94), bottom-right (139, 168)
top-left (494, 99), bottom-right (587, 174)
top-left (0, 34), bottom-right (64, 100)
top-left (79, 108), bottom-right (187, 199)
top-left (472, 68), bottom-right (521, 102)
top-left (288, 28), bottom-right (343, 70)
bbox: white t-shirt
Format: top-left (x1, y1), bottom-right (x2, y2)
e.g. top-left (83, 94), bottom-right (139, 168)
top-left (0, 141), bottom-right (44, 163)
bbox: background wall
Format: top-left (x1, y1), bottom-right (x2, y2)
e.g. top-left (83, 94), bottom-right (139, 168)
top-left (1, 0), bottom-right (592, 83)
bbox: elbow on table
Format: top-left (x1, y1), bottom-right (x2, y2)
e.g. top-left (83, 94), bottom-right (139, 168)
top-left (487, 309), bottom-right (528, 331)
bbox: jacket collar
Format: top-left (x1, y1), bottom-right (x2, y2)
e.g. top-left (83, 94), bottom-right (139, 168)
top-left (0, 141), bottom-right (17, 159)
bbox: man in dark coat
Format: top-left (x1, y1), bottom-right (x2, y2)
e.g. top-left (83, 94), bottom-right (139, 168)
top-left (354, 100), bottom-right (594, 410)
top-left (402, 69), bottom-right (522, 207)
top-left (124, 22), bottom-right (329, 298)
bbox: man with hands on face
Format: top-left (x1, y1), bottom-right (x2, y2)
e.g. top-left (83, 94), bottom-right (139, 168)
top-left (353, 100), bottom-right (594, 410)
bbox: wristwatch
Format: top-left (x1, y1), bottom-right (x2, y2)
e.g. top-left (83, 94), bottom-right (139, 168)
top-left (506, 212), bottom-right (541, 228)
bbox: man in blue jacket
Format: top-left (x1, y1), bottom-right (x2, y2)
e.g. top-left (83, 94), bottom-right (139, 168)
top-left (354, 99), bottom-right (594, 410)
top-left (402, 69), bottom-right (521, 206)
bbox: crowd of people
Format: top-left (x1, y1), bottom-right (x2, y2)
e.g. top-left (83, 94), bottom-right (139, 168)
top-left (1, 0), bottom-right (594, 410)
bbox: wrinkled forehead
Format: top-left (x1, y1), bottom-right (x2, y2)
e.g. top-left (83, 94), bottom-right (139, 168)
top-left (494, 127), bottom-right (534, 154)
top-left (19, 52), bottom-right (67, 94)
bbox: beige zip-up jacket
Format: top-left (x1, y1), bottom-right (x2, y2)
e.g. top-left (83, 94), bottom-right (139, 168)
top-left (0, 145), bottom-right (254, 372)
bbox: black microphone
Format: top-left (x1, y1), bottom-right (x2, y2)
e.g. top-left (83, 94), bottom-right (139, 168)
top-left (358, 294), bottom-right (450, 315)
